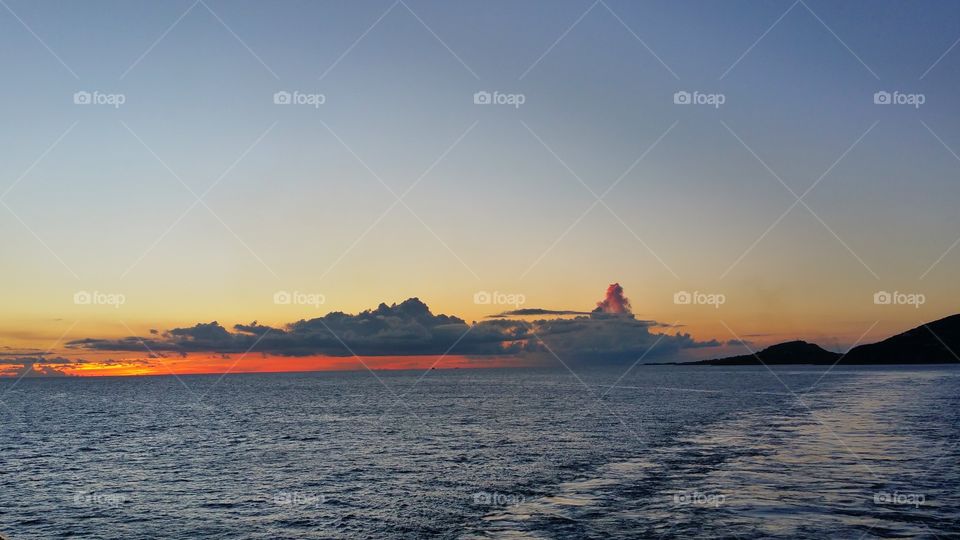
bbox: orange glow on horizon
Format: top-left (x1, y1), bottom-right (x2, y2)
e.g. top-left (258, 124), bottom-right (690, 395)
top-left (10, 353), bottom-right (531, 378)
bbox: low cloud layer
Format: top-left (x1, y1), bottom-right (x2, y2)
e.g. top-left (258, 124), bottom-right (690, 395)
top-left (527, 317), bottom-right (718, 363)
top-left (68, 295), bottom-right (720, 364)
top-left (488, 308), bottom-right (591, 318)
top-left (0, 356), bottom-right (83, 377)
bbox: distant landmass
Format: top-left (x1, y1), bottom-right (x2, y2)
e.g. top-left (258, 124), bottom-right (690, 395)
top-left (693, 314), bottom-right (960, 366)
top-left (693, 340), bottom-right (840, 366)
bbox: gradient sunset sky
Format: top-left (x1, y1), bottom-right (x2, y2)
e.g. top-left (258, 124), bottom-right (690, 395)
top-left (1, 0), bottom-right (959, 376)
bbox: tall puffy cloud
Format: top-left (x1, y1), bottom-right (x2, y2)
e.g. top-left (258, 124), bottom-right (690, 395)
top-left (593, 283), bottom-right (631, 314)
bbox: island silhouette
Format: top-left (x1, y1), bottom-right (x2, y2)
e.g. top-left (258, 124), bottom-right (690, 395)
top-left (694, 314), bottom-right (960, 365)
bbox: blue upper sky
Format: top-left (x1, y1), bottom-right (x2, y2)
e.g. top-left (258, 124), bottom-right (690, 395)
top-left (1, 0), bottom-right (959, 350)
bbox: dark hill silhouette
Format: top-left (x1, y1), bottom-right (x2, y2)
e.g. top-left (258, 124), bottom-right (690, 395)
top-left (695, 314), bottom-right (960, 365)
top-left (842, 314), bottom-right (960, 364)
top-left (694, 340), bottom-right (840, 366)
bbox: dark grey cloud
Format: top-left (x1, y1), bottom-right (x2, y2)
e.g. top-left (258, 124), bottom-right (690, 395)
top-left (67, 298), bottom-right (720, 363)
top-left (70, 299), bottom-right (516, 357)
top-left (1, 364), bottom-right (70, 377)
top-left (0, 347), bottom-right (48, 358)
top-left (0, 356), bottom-right (84, 377)
top-left (523, 316), bottom-right (720, 363)
top-left (488, 308), bottom-right (591, 318)
top-left (0, 355), bottom-right (81, 365)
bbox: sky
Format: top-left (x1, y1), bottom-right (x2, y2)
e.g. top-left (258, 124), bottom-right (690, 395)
top-left (1, 0), bottom-right (959, 376)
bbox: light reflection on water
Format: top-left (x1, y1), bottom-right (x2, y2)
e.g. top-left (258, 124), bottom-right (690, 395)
top-left (475, 368), bottom-right (960, 539)
top-left (0, 366), bottom-right (957, 539)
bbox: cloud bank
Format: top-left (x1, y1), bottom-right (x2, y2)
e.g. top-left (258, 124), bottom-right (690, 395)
top-left (0, 356), bottom-right (81, 377)
top-left (68, 288), bottom-right (720, 364)
top-left (70, 299), bottom-right (518, 358)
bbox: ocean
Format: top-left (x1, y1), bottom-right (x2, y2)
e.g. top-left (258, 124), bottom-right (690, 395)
top-left (1, 365), bottom-right (957, 538)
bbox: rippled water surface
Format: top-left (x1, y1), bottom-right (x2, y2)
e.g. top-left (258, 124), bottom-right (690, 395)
top-left (1, 366), bottom-right (958, 538)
